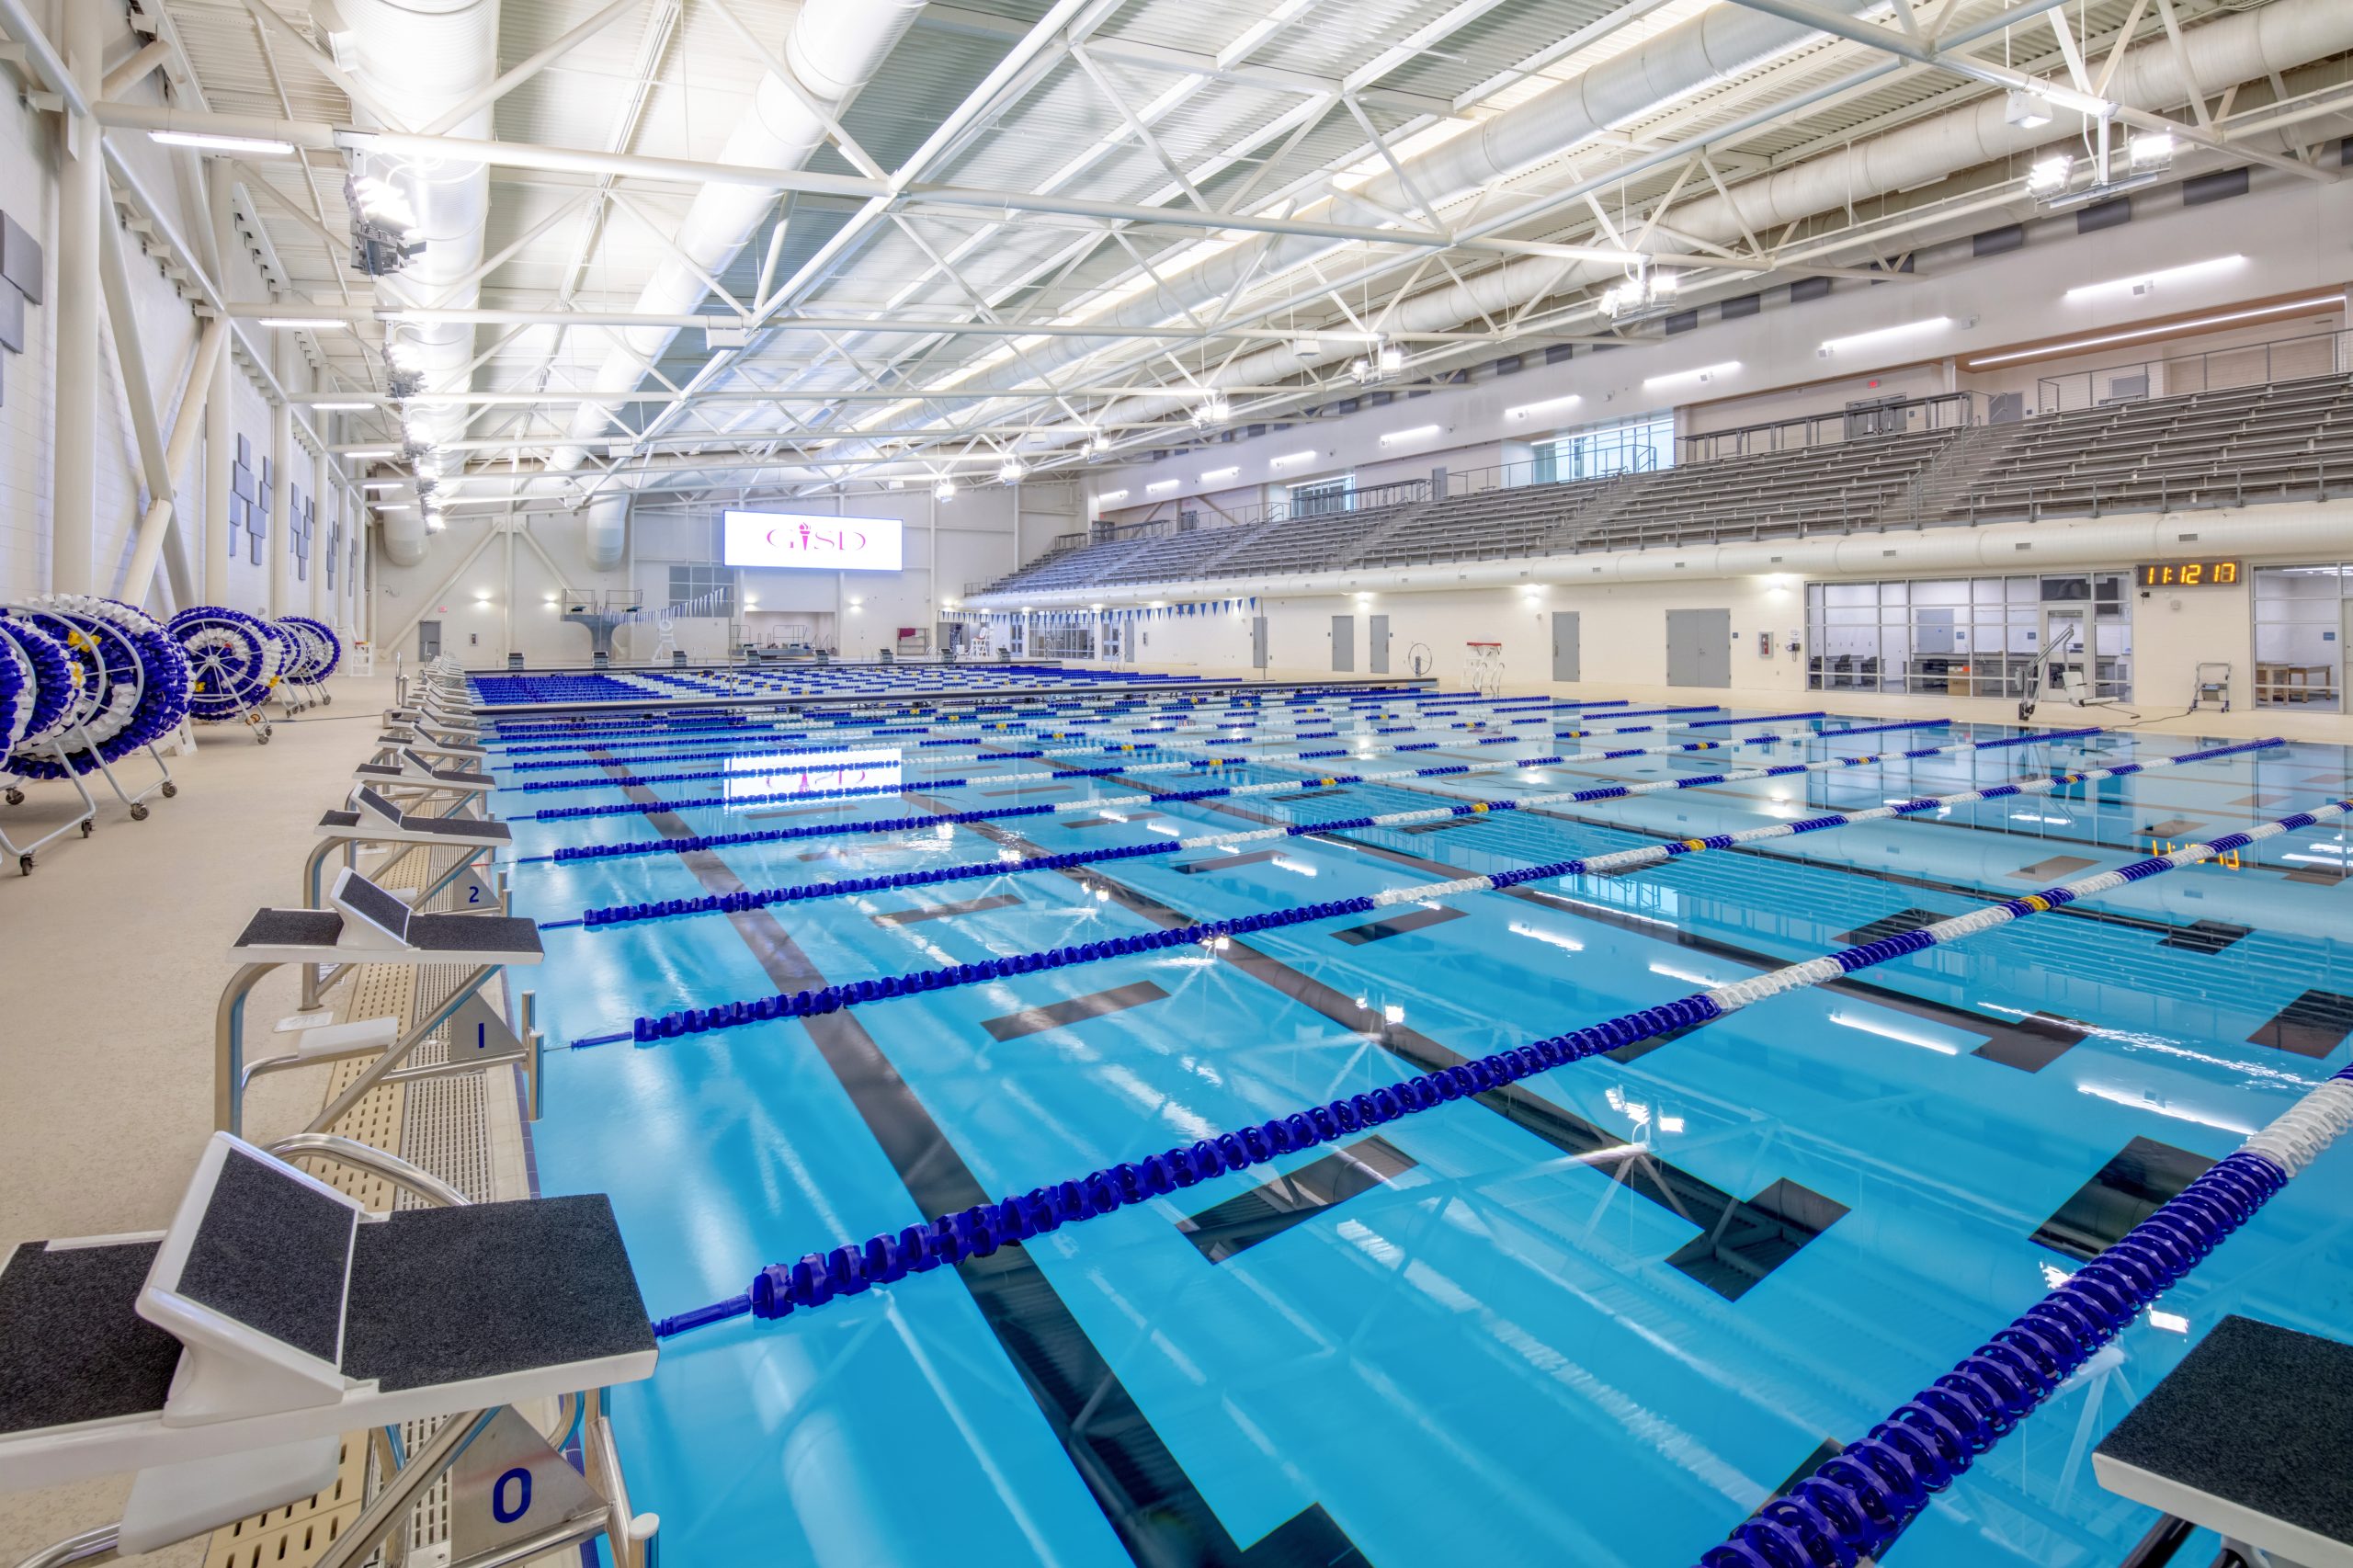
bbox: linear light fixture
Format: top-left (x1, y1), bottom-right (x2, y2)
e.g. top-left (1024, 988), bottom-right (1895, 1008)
top-left (1378, 424), bottom-right (1440, 447)
top-left (258, 317), bottom-right (350, 331)
top-left (313, 401), bottom-right (377, 411)
top-left (1147, 479), bottom-right (1181, 494)
top-left (361, 480), bottom-right (403, 491)
top-left (1818, 316), bottom-right (1951, 356)
top-left (1506, 393), bottom-right (1582, 422)
top-left (344, 449), bottom-right (397, 459)
top-left (1097, 489), bottom-right (1130, 503)
top-left (1269, 450), bottom-right (1317, 469)
top-left (1202, 465), bottom-right (1240, 481)
top-left (2063, 254), bottom-right (2245, 301)
top-left (1643, 360), bottom-right (1740, 389)
top-left (151, 130), bottom-right (296, 156)
top-left (1963, 295), bottom-right (2342, 368)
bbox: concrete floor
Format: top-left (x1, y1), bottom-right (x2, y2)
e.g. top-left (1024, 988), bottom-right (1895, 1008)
top-left (1, 674), bottom-right (392, 1565)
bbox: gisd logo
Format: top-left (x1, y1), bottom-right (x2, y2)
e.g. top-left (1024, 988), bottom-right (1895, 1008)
top-left (766, 521), bottom-right (869, 558)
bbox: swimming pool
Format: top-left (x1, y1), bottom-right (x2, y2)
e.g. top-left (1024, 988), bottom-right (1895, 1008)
top-left (486, 680), bottom-right (2353, 1568)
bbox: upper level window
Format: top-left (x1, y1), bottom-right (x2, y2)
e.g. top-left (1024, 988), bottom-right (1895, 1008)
top-left (1534, 413), bottom-right (1675, 484)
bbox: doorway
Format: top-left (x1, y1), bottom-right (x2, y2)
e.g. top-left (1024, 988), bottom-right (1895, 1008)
top-left (1330, 615), bottom-right (1354, 672)
top-left (418, 619), bottom-right (441, 659)
top-left (1665, 608), bottom-right (1730, 687)
top-left (1368, 614), bottom-right (1390, 674)
top-left (1551, 611), bottom-right (1580, 682)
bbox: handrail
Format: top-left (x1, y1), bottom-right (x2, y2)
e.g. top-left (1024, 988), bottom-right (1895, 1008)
top-left (266, 1133), bottom-right (472, 1208)
top-left (2033, 324), bottom-right (2351, 414)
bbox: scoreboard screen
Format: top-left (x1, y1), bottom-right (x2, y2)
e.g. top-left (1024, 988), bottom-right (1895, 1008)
top-left (2136, 560), bottom-right (2242, 588)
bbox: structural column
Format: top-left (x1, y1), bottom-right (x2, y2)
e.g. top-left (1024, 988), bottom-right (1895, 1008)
top-left (50, 1), bottom-right (105, 594)
top-left (310, 436), bottom-right (328, 619)
top-left (267, 335), bottom-right (292, 616)
top-left (204, 165), bottom-right (235, 606)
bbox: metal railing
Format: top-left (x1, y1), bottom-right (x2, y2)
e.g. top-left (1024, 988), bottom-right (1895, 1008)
top-left (1949, 460), bottom-right (2344, 524)
top-left (2034, 326), bottom-right (2352, 413)
top-left (1680, 390), bottom-right (1983, 461)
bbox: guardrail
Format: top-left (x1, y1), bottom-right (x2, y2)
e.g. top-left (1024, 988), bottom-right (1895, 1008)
top-left (2034, 325), bottom-right (2352, 413)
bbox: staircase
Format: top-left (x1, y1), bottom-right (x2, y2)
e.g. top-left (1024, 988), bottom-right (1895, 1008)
top-left (1877, 425), bottom-right (2025, 528)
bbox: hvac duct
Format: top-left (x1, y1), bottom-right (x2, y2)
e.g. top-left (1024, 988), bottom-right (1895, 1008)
top-left (583, 494), bottom-right (628, 575)
top-left (334, 0), bottom-right (501, 569)
top-left (993, 0), bottom-right (2353, 448)
top-left (971, 501), bottom-right (2353, 607)
top-left (551, 0), bottom-right (927, 569)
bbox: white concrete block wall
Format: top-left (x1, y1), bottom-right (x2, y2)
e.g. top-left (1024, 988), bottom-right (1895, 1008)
top-left (0, 2), bottom-right (349, 620)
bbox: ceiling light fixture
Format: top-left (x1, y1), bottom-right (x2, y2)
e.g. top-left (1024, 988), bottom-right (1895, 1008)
top-left (933, 479), bottom-right (957, 501)
top-left (1818, 316), bottom-right (1953, 356)
top-left (1506, 393), bottom-right (1582, 422)
top-left (2026, 153), bottom-right (2075, 195)
top-left (151, 130), bottom-right (296, 156)
top-left (2003, 87), bottom-right (2052, 129)
top-left (258, 317), bottom-right (350, 331)
top-left (1643, 360), bottom-right (1740, 389)
top-left (1963, 295), bottom-right (2342, 368)
top-left (1189, 392), bottom-right (1230, 429)
top-left (2063, 254), bottom-right (2245, 301)
top-left (313, 401), bottom-right (376, 411)
top-left (2127, 131), bottom-right (2177, 173)
top-left (997, 458), bottom-right (1026, 483)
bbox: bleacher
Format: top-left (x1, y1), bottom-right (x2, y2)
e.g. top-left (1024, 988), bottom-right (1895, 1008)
top-left (1350, 474), bottom-right (1619, 567)
top-left (1208, 494), bottom-right (1427, 578)
top-left (1942, 372), bottom-right (2353, 522)
top-left (1568, 426), bottom-right (1961, 551)
top-left (1108, 524), bottom-right (1264, 584)
top-left (970, 371), bottom-right (2353, 597)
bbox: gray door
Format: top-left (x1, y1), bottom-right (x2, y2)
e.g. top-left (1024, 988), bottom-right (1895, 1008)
top-left (1330, 615), bottom-right (1354, 672)
top-left (1551, 611), bottom-right (1580, 682)
top-left (1368, 614), bottom-right (1390, 674)
top-left (418, 619), bottom-right (441, 659)
top-left (1251, 616), bottom-right (1268, 670)
top-left (1665, 608), bottom-right (1731, 687)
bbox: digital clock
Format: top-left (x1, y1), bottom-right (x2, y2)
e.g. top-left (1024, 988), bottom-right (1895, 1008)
top-left (2137, 560), bottom-right (2242, 588)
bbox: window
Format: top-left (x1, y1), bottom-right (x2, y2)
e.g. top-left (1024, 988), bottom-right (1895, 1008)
top-left (1540, 413), bottom-right (1675, 483)
top-left (1289, 476), bottom-right (1354, 517)
top-left (2253, 564), bottom-right (2347, 710)
top-left (666, 564), bottom-right (736, 617)
top-left (1806, 574), bottom-right (2131, 699)
top-left (1033, 626), bottom-right (1097, 659)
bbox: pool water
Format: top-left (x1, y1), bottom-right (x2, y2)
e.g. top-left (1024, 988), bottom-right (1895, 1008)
top-left (489, 683), bottom-right (2353, 1568)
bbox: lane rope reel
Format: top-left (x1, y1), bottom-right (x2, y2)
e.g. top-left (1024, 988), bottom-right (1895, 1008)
top-left (168, 606), bottom-right (286, 722)
top-left (7, 597), bottom-right (189, 778)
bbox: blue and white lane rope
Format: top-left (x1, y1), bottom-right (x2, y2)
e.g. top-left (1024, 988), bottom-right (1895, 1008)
top-left (516, 711), bottom-right (1852, 812)
top-left (501, 702), bottom-right (1774, 790)
top-left (639, 793), bottom-right (2353, 1341)
top-left (561, 722), bottom-right (2118, 932)
top-left (583, 728), bottom-right (2187, 1033)
top-left (1699, 1061), bottom-right (2353, 1568)
top-left (484, 690), bottom-right (1642, 755)
top-left (494, 697), bottom-right (1664, 773)
top-left (534, 721), bottom-right (2067, 864)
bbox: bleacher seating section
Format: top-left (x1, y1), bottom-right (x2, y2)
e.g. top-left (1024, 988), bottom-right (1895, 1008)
top-left (974, 372), bottom-right (2352, 597)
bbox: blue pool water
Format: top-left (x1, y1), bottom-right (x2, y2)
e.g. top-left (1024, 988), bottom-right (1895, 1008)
top-left (485, 681), bottom-right (2353, 1568)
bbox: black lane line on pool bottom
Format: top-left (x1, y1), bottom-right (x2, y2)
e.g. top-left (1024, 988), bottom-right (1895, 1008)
top-left (899, 776), bottom-right (1848, 1302)
top-left (1176, 1136), bottom-right (1419, 1264)
top-left (580, 749), bottom-right (1370, 1568)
